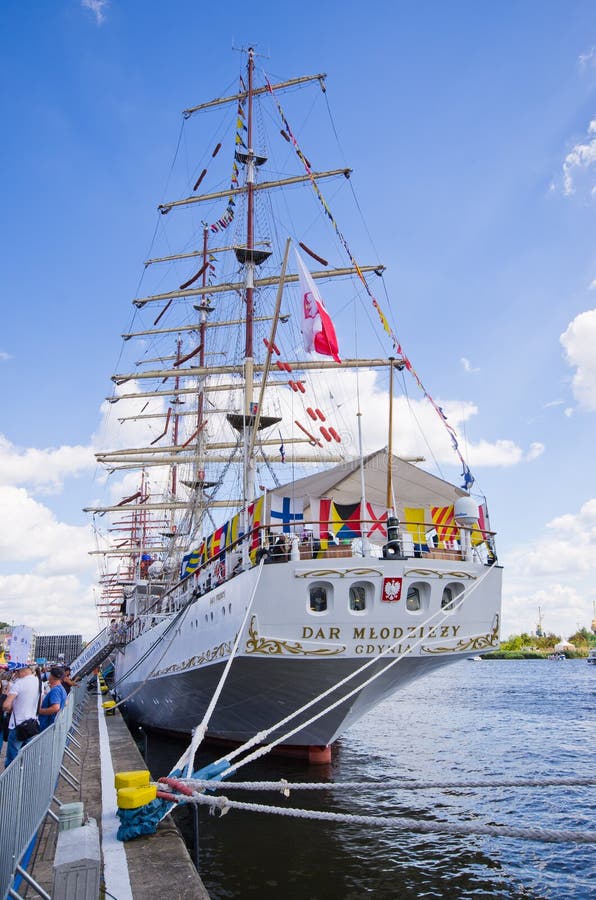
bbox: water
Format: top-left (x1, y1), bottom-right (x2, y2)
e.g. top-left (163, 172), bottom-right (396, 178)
top-left (142, 660), bottom-right (595, 899)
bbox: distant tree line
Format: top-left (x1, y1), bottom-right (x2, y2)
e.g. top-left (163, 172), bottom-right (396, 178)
top-left (487, 627), bottom-right (595, 659)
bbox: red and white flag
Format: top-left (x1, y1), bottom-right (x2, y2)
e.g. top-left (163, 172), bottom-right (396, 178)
top-left (295, 249), bottom-right (341, 364)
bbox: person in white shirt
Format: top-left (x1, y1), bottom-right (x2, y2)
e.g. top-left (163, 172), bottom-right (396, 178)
top-left (2, 663), bottom-right (40, 768)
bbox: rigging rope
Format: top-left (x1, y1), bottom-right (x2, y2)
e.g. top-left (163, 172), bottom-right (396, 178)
top-left (108, 602), bottom-right (194, 711)
top-left (169, 557), bottom-right (266, 780)
top-left (264, 73), bottom-right (474, 490)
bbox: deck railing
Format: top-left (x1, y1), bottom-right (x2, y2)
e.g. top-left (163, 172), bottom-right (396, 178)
top-left (0, 681), bottom-right (88, 900)
top-left (109, 520), bottom-right (498, 631)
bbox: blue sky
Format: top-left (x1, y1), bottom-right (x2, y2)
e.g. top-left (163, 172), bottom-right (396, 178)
top-left (1, 0), bottom-right (595, 641)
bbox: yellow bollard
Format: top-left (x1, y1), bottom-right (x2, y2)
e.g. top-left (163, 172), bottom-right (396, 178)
top-left (115, 770), bottom-right (150, 790)
top-left (117, 784), bottom-right (157, 810)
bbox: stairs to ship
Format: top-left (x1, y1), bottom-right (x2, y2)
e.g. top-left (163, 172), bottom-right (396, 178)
top-left (70, 624), bottom-right (127, 678)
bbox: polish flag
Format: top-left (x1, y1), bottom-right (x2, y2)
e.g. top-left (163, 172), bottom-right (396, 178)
top-left (295, 249), bottom-right (341, 364)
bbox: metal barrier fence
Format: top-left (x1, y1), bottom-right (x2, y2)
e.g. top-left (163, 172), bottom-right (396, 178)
top-left (0, 682), bottom-right (89, 900)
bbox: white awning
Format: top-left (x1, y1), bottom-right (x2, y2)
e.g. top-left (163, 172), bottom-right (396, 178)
top-left (272, 448), bottom-right (466, 516)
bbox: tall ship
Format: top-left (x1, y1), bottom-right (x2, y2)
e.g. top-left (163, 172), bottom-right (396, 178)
top-left (84, 49), bottom-right (502, 762)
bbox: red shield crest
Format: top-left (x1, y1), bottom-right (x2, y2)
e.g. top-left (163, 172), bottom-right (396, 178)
top-left (382, 577), bottom-right (403, 602)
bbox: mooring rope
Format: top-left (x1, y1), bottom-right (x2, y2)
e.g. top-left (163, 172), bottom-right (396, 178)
top-left (185, 792), bottom-right (596, 846)
top-left (175, 776), bottom-right (596, 793)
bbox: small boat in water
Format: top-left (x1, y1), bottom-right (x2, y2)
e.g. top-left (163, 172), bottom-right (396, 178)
top-left (587, 649), bottom-right (596, 665)
top-left (80, 49), bottom-right (503, 761)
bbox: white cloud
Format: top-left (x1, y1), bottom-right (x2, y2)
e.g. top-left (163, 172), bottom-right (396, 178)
top-left (579, 47), bottom-right (596, 69)
top-left (590, 279), bottom-right (596, 290)
top-left (0, 573), bottom-right (98, 637)
top-left (0, 351), bottom-right (11, 361)
top-left (501, 498), bottom-right (596, 638)
top-left (0, 486), bottom-right (95, 575)
top-left (262, 369), bottom-right (534, 470)
top-left (543, 399), bottom-right (564, 409)
top-left (460, 357), bottom-right (479, 374)
top-left (525, 442), bottom-right (544, 461)
top-left (561, 119), bottom-right (596, 196)
top-left (560, 308), bottom-right (596, 410)
top-left (0, 434), bottom-right (95, 492)
top-left (81, 0), bottom-right (108, 24)
top-left (502, 583), bottom-right (589, 642)
top-left (93, 387), bottom-right (169, 452)
top-left (0, 486), bottom-right (99, 638)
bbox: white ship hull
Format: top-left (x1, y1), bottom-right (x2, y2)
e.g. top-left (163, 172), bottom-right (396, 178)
top-left (114, 553), bottom-right (502, 750)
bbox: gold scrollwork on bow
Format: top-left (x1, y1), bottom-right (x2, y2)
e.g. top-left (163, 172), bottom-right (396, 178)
top-left (244, 616), bottom-right (346, 657)
top-left (422, 614), bottom-right (500, 655)
top-left (151, 640), bottom-right (233, 677)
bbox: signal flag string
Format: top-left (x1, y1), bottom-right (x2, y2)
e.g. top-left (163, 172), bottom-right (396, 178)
top-left (264, 73), bottom-right (474, 490)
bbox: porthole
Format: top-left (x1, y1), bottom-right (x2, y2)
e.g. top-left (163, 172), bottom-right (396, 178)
top-left (405, 581), bottom-right (430, 614)
top-left (406, 587), bottom-right (421, 611)
top-left (349, 581), bottom-right (372, 613)
top-left (441, 582), bottom-right (465, 611)
top-left (308, 582), bottom-right (333, 614)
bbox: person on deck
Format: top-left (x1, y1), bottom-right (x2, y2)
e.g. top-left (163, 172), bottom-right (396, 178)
top-left (38, 666), bottom-right (67, 730)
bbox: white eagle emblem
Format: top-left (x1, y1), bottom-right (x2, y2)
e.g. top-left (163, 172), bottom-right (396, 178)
top-left (383, 578), bottom-right (402, 602)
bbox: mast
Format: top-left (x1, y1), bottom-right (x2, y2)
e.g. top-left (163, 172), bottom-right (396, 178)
top-left (243, 47), bottom-right (257, 506)
top-left (245, 47), bottom-right (256, 362)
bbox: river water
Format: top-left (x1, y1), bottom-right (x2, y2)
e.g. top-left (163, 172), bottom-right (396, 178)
top-left (142, 659), bottom-right (595, 899)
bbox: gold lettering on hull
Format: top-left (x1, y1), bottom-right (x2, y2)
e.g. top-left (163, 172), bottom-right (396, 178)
top-left (297, 619), bottom-right (498, 657)
top-left (302, 624), bottom-right (462, 641)
top-left (149, 616), bottom-right (500, 674)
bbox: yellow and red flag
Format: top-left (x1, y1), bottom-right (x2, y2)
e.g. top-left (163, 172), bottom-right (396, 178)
top-left (430, 506), bottom-right (458, 546)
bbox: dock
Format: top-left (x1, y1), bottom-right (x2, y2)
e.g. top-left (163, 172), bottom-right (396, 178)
top-left (9, 685), bottom-right (209, 899)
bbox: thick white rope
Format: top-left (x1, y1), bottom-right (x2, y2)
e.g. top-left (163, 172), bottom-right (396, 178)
top-left (214, 564), bottom-right (498, 776)
top-left (187, 792), bottom-right (596, 845)
top-left (170, 557), bottom-right (266, 779)
top-left (176, 776), bottom-right (596, 792)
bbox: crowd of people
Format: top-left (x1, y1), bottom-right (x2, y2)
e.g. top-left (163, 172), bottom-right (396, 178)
top-left (0, 661), bottom-right (79, 768)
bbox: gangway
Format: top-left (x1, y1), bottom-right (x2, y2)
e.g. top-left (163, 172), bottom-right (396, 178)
top-left (70, 625), bottom-right (126, 678)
